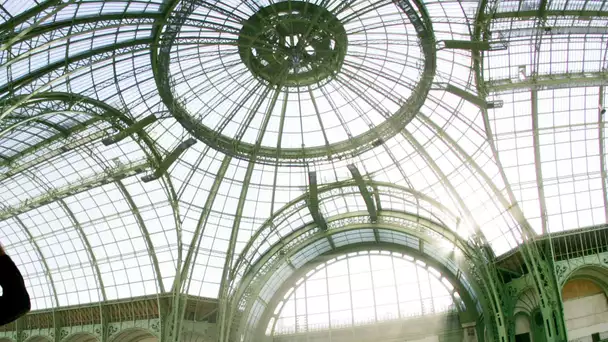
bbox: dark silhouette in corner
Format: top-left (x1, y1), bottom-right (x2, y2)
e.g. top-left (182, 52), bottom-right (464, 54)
top-left (0, 243), bottom-right (31, 326)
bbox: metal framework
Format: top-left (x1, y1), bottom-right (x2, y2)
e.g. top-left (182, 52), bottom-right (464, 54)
top-left (1, 0), bottom-right (608, 342)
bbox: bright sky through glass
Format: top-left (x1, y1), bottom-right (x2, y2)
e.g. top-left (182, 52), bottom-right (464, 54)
top-left (268, 252), bottom-right (458, 335)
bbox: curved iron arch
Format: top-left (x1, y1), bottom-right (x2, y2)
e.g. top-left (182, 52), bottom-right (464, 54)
top-left (235, 240), bottom-right (481, 342)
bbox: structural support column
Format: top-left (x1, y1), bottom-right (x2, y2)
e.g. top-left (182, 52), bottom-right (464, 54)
top-left (531, 90), bottom-right (548, 234)
top-left (599, 86), bottom-right (608, 221)
top-left (219, 160), bottom-right (255, 342)
top-left (307, 171), bottom-right (327, 230)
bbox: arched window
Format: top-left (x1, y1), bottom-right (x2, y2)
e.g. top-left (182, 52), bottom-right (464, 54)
top-left (266, 250), bottom-right (463, 335)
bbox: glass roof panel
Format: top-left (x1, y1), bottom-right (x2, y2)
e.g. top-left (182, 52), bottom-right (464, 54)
top-left (271, 251), bottom-right (459, 335)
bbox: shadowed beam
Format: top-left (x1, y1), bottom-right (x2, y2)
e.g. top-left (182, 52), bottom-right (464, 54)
top-left (307, 171), bottom-right (327, 230)
top-left (102, 114), bottom-right (157, 145)
top-left (437, 40), bottom-right (507, 51)
top-left (141, 138), bottom-right (196, 182)
top-left (433, 83), bottom-right (503, 109)
top-left (346, 164), bottom-right (377, 222)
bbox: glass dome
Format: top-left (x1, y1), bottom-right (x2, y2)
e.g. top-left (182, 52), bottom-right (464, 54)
top-left (0, 1), bottom-right (607, 341)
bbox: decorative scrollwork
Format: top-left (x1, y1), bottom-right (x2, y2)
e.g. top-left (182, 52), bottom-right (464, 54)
top-left (555, 264), bottom-right (569, 282)
top-left (107, 325), bottom-right (119, 337)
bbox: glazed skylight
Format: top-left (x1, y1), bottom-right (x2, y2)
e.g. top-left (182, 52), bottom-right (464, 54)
top-left (0, 0), bottom-right (607, 314)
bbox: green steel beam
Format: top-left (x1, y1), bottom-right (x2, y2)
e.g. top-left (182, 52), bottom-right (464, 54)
top-left (141, 138), bottom-right (196, 182)
top-left (256, 242), bottom-right (476, 340)
top-left (433, 83), bottom-right (503, 109)
top-left (417, 112), bottom-right (536, 242)
top-left (0, 0), bottom-right (61, 32)
top-left (600, 86), bottom-right (608, 221)
top-left (3, 116), bottom-right (70, 136)
top-left (58, 199), bottom-right (107, 303)
top-left (492, 9), bottom-right (608, 19)
top-left (52, 311), bottom-right (61, 342)
top-left (0, 38), bottom-right (152, 95)
top-left (0, 93), bottom-right (162, 176)
top-left (485, 71), bottom-right (608, 92)
top-left (12, 216), bottom-right (60, 307)
top-left (437, 40), bottom-right (506, 51)
top-left (0, 112), bottom-right (87, 139)
top-left (0, 129), bottom-right (107, 181)
top-left (307, 171), bottom-right (328, 230)
top-left (14, 317), bottom-right (24, 342)
top-left (177, 154), bottom-right (232, 290)
top-left (102, 114), bottom-right (157, 146)
top-left (531, 90), bottom-right (548, 234)
top-left (232, 179), bottom-right (463, 282)
top-left (115, 180), bottom-right (166, 294)
top-left (347, 164), bottom-right (377, 222)
top-left (242, 210), bottom-right (475, 281)
top-left (474, 1), bottom-right (569, 339)
top-left (0, 13), bottom-right (163, 44)
top-left (250, 240), bottom-right (478, 341)
top-left (402, 130), bottom-right (483, 237)
top-left (372, 186), bottom-right (383, 211)
top-left (153, 0), bottom-right (436, 165)
top-left (418, 111), bottom-right (554, 341)
top-left (0, 0), bottom-right (75, 52)
top-left (0, 159), bottom-right (150, 221)
top-left (231, 209), bottom-right (479, 333)
top-left (472, 2), bottom-right (513, 342)
top-left (218, 160), bottom-right (255, 342)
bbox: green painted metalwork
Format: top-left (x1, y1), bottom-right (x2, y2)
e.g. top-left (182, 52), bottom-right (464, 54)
top-left (237, 1), bottom-right (347, 87)
top-left (115, 181), bottom-right (166, 294)
top-left (153, 0), bottom-right (436, 165)
top-left (176, 155), bottom-right (233, 291)
top-left (0, 38), bottom-right (153, 96)
top-left (12, 216), bottom-right (60, 308)
top-left (141, 138), bottom-right (196, 182)
top-left (485, 71), bottom-right (608, 93)
top-left (218, 160), bottom-right (256, 342)
top-left (433, 83), bottom-right (503, 109)
top-left (307, 171), bottom-right (328, 230)
top-left (255, 243), bottom-right (477, 340)
top-left (0, 13), bottom-right (163, 44)
top-left (437, 40), bottom-right (506, 51)
top-left (473, 1), bottom-right (569, 340)
top-left (236, 229), bottom-right (481, 342)
top-left (601, 86), bottom-right (608, 222)
top-left (102, 114), bottom-right (157, 146)
top-left (3, 1), bottom-right (608, 342)
top-left (0, 92), bottom-right (162, 172)
top-left (346, 164), bottom-right (377, 222)
top-left (492, 9), bottom-right (608, 19)
top-left (530, 90), bottom-right (548, 234)
top-left (0, 159), bottom-right (150, 220)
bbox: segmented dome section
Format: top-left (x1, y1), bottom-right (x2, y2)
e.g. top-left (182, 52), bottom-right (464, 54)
top-left (156, 0), bottom-right (435, 165)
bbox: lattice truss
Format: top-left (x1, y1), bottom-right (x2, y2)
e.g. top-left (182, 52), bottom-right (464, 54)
top-left (0, 0), bottom-right (606, 336)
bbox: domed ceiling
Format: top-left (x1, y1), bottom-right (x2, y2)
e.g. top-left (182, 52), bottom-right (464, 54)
top-left (0, 0), bottom-right (606, 314)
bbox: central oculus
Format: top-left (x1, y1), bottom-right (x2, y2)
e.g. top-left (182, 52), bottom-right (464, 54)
top-left (238, 1), bottom-right (347, 87)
